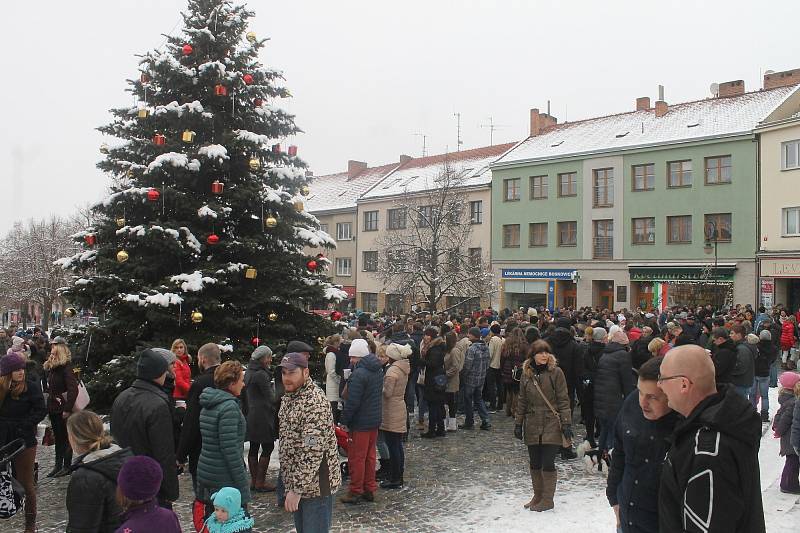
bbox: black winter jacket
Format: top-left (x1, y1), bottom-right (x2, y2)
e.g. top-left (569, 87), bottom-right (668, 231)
top-left (659, 385), bottom-right (765, 533)
top-left (110, 379), bottom-right (178, 503)
top-left (66, 445), bottom-right (132, 533)
top-left (422, 337), bottom-right (447, 403)
top-left (731, 341), bottom-right (756, 388)
top-left (0, 377), bottom-right (46, 448)
top-left (607, 392), bottom-right (679, 533)
top-left (629, 336), bottom-right (652, 370)
top-left (754, 340), bottom-right (777, 377)
top-left (176, 364), bottom-right (218, 469)
top-left (773, 390), bottom-right (796, 457)
top-left (581, 341), bottom-right (605, 411)
top-left (711, 339), bottom-right (737, 385)
top-left (593, 342), bottom-right (635, 421)
top-left (242, 359), bottom-right (277, 444)
top-left (548, 328), bottom-right (585, 406)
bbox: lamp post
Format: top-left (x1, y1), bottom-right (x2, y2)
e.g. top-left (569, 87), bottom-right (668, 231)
top-left (704, 222), bottom-right (719, 309)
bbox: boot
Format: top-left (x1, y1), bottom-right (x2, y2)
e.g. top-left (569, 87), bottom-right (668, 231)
top-left (247, 456), bottom-right (258, 490)
top-left (46, 447), bottom-right (63, 478)
top-left (532, 470), bottom-right (556, 511)
top-left (339, 491), bottom-right (362, 504)
top-left (255, 456), bottom-right (276, 492)
top-left (420, 430), bottom-right (437, 439)
top-left (523, 468), bottom-right (542, 509)
top-left (560, 446), bottom-right (577, 460)
top-left (761, 410), bottom-right (770, 423)
top-left (54, 448), bottom-right (73, 478)
top-left (376, 459), bottom-right (391, 481)
top-left (362, 491), bottom-right (376, 502)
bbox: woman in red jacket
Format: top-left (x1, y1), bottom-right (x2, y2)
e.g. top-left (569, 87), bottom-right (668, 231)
top-left (780, 316), bottom-right (797, 369)
top-left (170, 339), bottom-right (192, 401)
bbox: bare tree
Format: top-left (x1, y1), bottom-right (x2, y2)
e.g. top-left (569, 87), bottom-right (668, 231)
top-left (0, 216), bottom-right (83, 329)
top-left (375, 162), bottom-right (495, 313)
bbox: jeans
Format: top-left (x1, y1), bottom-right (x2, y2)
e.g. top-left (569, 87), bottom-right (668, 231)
top-left (734, 384), bottom-right (751, 400)
top-left (376, 430), bottom-right (389, 460)
top-left (383, 430), bottom-right (405, 481)
top-left (598, 417), bottom-right (616, 453)
top-left (770, 359), bottom-right (779, 387)
top-left (484, 368), bottom-right (503, 408)
top-left (293, 494), bottom-right (334, 533)
top-left (463, 384), bottom-right (490, 426)
top-left (405, 371), bottom-right (417, 413)
top-left (348, 429), bottom-right (378, 495)
top-left (415, 383), bottom-right (428, 422)
top-left (750, 376), bottom-right (770, 412)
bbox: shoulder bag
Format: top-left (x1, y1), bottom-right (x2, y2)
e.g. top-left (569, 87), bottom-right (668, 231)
top-left (530, 374), bottom-right (572, 448)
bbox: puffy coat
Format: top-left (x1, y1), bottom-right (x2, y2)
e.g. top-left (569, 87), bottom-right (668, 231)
top-left (422, 337), bottom-right (447, 404)
top-left (46, 362), bottom-right (78, 414)
top-left (66, 445), bottom-right (132, 533)
top-left (324, 347), bottom-right (341, 402)
top-left (341, 353), bottom-right (384, 431)
top-left (110, 379), bottom-right (178, 503)
top-left (176, 364), bottom-right (217, 470)
top-left (659, 385), bottom-right (765, 533)
top-left (755, 340), bottom-right (778, 378)
top-left (581, 340), bottom-right (605, 413)
top-left (773, 390), bottom-right (797, 456)
top-left (242, 359), bottom-right (277, 444)
top-left (197, 387), bottom-right (250, 503)
top-left (731, 341), bottom-right (756, 388)
top-left (607, 392), bottom-right (679, 533)
top-left (380, 358), bottom-right (410, 433)
top-left (593, 342), bottom-right (635, 421)
top-left (515, 356), bottom-right (571, 446)
top-left (781, 320), bottom-right (796, 351)
top-left (0, 377), bottom-right (46, 448)
top-left (172, 354), bottom-right (191, 400)
top-left (548, 328), bottom-right (585, 408)
top-left (712, 338), bottom-right (737, 385)
top-left (444, 337), bottom-right (469, 393)
top-left (793, 395), bottom-right (800, 456)
top-left (115, 499), bottom-right (181, 533)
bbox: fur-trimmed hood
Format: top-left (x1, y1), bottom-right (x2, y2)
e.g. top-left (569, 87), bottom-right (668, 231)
top-left (522, 354), bottom-right (557, 377)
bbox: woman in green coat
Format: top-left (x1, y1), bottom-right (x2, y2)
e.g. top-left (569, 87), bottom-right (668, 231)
top-left (197, 361), bottom-right (250, 507)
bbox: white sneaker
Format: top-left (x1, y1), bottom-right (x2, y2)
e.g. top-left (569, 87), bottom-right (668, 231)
top-left (446, 417), bottom-right (457, 431)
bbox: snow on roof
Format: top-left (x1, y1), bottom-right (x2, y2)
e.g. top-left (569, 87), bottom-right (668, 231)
top-left (305, 163), bottom-right (398, 213)
top-left (361, 143), bottom-right (516, 200)
top-left (493, 86), bottom-right (799, 168)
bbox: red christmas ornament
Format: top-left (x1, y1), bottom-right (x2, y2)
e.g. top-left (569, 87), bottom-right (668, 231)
top-left (272, 144), bottom-right (281, 154)
top-left (84, 234), bottom-right (96, 247)
top-left (207, 234), bottom-right (220, 245)
top-left (254, 98), bottom-right (263, 107)
top-left (331, 311), bottom-right (343, 321)
top-left (182, 44), bottom-right (193, 56)
top-left (153, 133), bottom-right (166, 146)
top-left (214, 84), bottom-right (228, 96)
top-left (251, 337), bottom-right (260, 346)
top-left (243, 74), bottom-right (254, 85)
top-left (211, 180), bottom-right (224, 194)
top-left (147, 188), bottom-right (160, 202)
top-left (306, 259), bottom-right (318, 271)
top-left (288, 145), bottom-right (298, 157)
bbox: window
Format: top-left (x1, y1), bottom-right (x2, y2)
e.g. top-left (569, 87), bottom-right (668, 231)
top-left (593, 219), bottom-right (613, 259)
top-left (557, 221), bottom-right (577, 246)
top-left (335, 257), bottom-right (352, 276)
top-left (557, 172), bottom-right (577, 197)
top-left (530, 175), bottom-right (548, 199)
top-left (632, 164), bottom-right (654, 191)
top-left (529, 222), bottom-right (548, 247)
top-left (469, 200), bottom-right (483, 224)
top-left (362, 251), bottom-right (378, 272)
top-left (319, 223), bottom-right (329, 234)
top-left (386, 249), bottom-right (408, 271)
top-left (593, 168), bottom-right (614, 207)
top-left (363, 210), bottom-right (378, 231)
top-left (632, 217), bottom-right (656, 244)
top-left (704, 213), bottom-right (732, 242)
top-left (336, 222), bottom-right (352, 240)
top-left (468, 247), bottom-right (482, 267)
top-left (418, 205), bottom-right (433, 227)
top-left (667, 215), bottom-right (692, 243)
top-left (386, 294), bottom-right (404, 313)
top-left (668, 160), bottom-right (692, 187)
top-left (502, 224), bottom-right (520, 248)
top-left (504, 178), bottom-right (520, 201)
top-left (361, 292), bottom-right (378, 312)
top-left (387, 208), bottom-right (406, 229)
top-left (783, 140), bottom-right (800, 170)
top-left (417, 249), bottom-right (430, 270)
top-left (705, 156), bottom-right (731, 185)
top-left (783, 207), bottom-right (800, 236)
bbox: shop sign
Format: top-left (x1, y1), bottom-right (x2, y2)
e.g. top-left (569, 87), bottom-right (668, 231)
top-left (760, 277), bottom-right (774, 309)
top-left (501, 268), bottom-right (576, 280)
top-left (760, 258), bottom-right (800, 278)
top-left (629, 268), bottom-right (734, 282)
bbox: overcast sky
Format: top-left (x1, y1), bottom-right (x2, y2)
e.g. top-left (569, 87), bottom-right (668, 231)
top-left (2, 0), bottom-right (799, 232)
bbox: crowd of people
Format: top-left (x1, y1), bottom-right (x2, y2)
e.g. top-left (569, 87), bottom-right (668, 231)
top-left (1, 300), bottom-right (800, 532)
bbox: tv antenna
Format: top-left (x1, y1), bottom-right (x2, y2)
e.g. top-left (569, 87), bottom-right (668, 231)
top-left (480, 116), bottom-right (508, 146)
top-left (454, 112), bottom-right (464, 151)
top-left (412, 133), bottom-right (427, 157)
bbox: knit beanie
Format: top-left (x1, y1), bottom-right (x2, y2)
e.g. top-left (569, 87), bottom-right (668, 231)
top-left (759, 329), bottom-right (772, 342)
top-left (117, 456), bottom-right (162, 501)
top-left (150, 347), bottom-right (176, 365)
top-left (349, 338), bottom-right (369, 358)
top-left (592, 327), bottom-right (608, 342)
top-left (746, 333), bottom-right (759, 345)
top-left (212, 487), bottom-right (242, 515)
top-left (136, 349), bottom-right (169, 380)
top-left (556, 317), bottom-right (571, 330)
top-left (386, 343), bottom-right (412, 361)
top-left (0, 353), bottom-right (26, 376)
top-left (779, 371), bottom-right (800, 391)
top-left (609, 328), bottom-right (629, 345)
top-left (251, 345), bottom-right (273, 361)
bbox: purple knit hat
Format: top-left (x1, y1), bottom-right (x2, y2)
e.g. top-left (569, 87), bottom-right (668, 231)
top-left (0, 353), bottom-right (26, 376)
top-left (117, 456), bottom-right (163, 501)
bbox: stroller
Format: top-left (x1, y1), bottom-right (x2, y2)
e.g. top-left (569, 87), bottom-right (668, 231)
top-left (335, 425), bottom-right (350, 479)
top-left (0, 438), bottom-right (27, 519)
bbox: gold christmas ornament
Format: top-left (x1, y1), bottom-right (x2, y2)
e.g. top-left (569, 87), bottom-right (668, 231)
top-left (246, 31), bottom-right (257, 43)
top-left (116, 250), bottom-right (129, 263)
top-left (264, 215), bottom-right (278, 228)
top-left (317, 336), bottom-right (325, 345)
top-left (248, 157), bottom-right (261, 171)
top-left (99, 143), bottom-right (110, 154)
top-left (191, 310), bottom-right (203, 323)
top-left (268, 312), bottom-right (278, 321)
top-left (293, 200), bottom-right (304, 212)
top-left (245, 267), bottom-right (257, 279)
top-left (182, 130), bottom-right (195, 143)
top-left (137, 108), bottom-right (149, 119)
top-left (115, 217), bottom-right (126, 228)
top-left (300, 185), bottom-right (310, 197)
top-left (125, 169), bottom-right (134, 178)
top-left (64, 308), bottom-right (77, 318)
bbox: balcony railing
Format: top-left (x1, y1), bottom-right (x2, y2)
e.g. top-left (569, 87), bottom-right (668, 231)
top-left (593, 237), bottom-right (613, 259)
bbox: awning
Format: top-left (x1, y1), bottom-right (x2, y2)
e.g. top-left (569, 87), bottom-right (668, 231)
top-left (628, 263), bottom-right (736, 282)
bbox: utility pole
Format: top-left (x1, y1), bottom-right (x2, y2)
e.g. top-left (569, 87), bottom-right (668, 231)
top-left (479, 116), bottom-right (508, 146)
top-left (454, 112), bottom-right (463, 151)
top-left (412, 133), bottom-right (427, 157)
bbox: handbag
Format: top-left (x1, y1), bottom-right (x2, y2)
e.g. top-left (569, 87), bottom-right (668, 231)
top-left (530, 375), bottom-right (572, 448)
top-left (433, 373), bottom-right (448, 392)
top-left (512, 364), bottom-right (523, 382)
top-left (62, 380), bottom-right (91, 413)
top-left (0, 440), bottom-right (26, 519)
top-left (41, 427), bottom-right (55, 447)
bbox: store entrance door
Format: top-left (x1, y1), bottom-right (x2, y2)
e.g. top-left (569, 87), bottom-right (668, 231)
top-left (508, 293), bottom-right (547, 311)
top-left (594, 280), bottom-right (615, 310)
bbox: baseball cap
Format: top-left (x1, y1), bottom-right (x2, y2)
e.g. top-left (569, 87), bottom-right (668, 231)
top-left (279, 352), bottom-right (308, 370)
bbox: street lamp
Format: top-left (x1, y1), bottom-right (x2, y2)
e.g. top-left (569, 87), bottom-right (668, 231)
top-left (704, 222), bottom-right (719, 309)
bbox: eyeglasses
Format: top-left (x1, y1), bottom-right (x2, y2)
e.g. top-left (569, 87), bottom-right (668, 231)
top-left (656, 373), bottom-right (693, 385)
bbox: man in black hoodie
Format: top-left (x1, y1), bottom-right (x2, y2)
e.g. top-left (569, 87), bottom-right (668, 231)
top-left (548, 317), bottom-right (585, 459)
top-left (709, 328), bottom-right (737, 387)
top-left (658, 345), bottom-right (765, 533)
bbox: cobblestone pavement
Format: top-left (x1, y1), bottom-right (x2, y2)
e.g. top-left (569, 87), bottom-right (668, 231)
top-left (9, 409), bottom-right (613, 533)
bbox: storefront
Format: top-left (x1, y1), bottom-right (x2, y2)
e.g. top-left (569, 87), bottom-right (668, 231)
top-left (499, 269), bottom-right (578, 311)
top-left (628, 264), bottom-right (736, 310)
top-left (759, 257), bottom-right (800, 311)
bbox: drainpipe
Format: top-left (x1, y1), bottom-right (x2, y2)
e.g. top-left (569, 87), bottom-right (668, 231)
top-left (755, 132), bottom-right (762, 307)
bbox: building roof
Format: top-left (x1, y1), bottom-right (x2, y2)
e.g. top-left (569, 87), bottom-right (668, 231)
top-left (360, 143), bottom-right (517, 201)
top-left (305, 163), bottom-right (398, 213)
top-left (493, 86), bottom-right (799, 168)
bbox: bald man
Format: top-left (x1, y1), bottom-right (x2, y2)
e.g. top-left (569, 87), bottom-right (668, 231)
top-left (657, 345), bottom-right (765, 533)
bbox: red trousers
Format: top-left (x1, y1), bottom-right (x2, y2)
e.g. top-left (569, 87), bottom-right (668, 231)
top-left (348, 429), bottom-right (378, 494)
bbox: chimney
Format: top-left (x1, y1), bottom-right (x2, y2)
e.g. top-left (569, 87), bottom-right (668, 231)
top-left (399, 154), bottom-right (413, 165)
top-left (636, 97), bottom-right (651, 111)
top-left (529, 108), bottom-right (558, 136)
top-left (717, 80), bottom-right (745, 97)
top-left (655, 100), bottom-right (668, 118)
top-left (764, 68), bottom-right (800, 90)
top-left (347, 160), bottom-right (367, 179)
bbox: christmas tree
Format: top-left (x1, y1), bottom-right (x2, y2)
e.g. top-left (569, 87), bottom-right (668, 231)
top-left (58, 0), bottom-right (343, 383)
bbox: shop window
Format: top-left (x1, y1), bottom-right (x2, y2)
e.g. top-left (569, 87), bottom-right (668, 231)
top-left (361, 292), bottom-right (378, 312)
top-left (667, 215), bottom-right (692, 243)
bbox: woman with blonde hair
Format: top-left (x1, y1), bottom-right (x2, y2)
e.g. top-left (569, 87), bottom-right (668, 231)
top-left (0, 353), bottom-right (46, 532)
top-left (647, 337), bottom-right (666, 359)
top-left (66, 410), bottom-right (132, 532)
top-left (44, 336), bottom-right (79, 477)
top-left (170, 338), bottom-right (192, 401)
